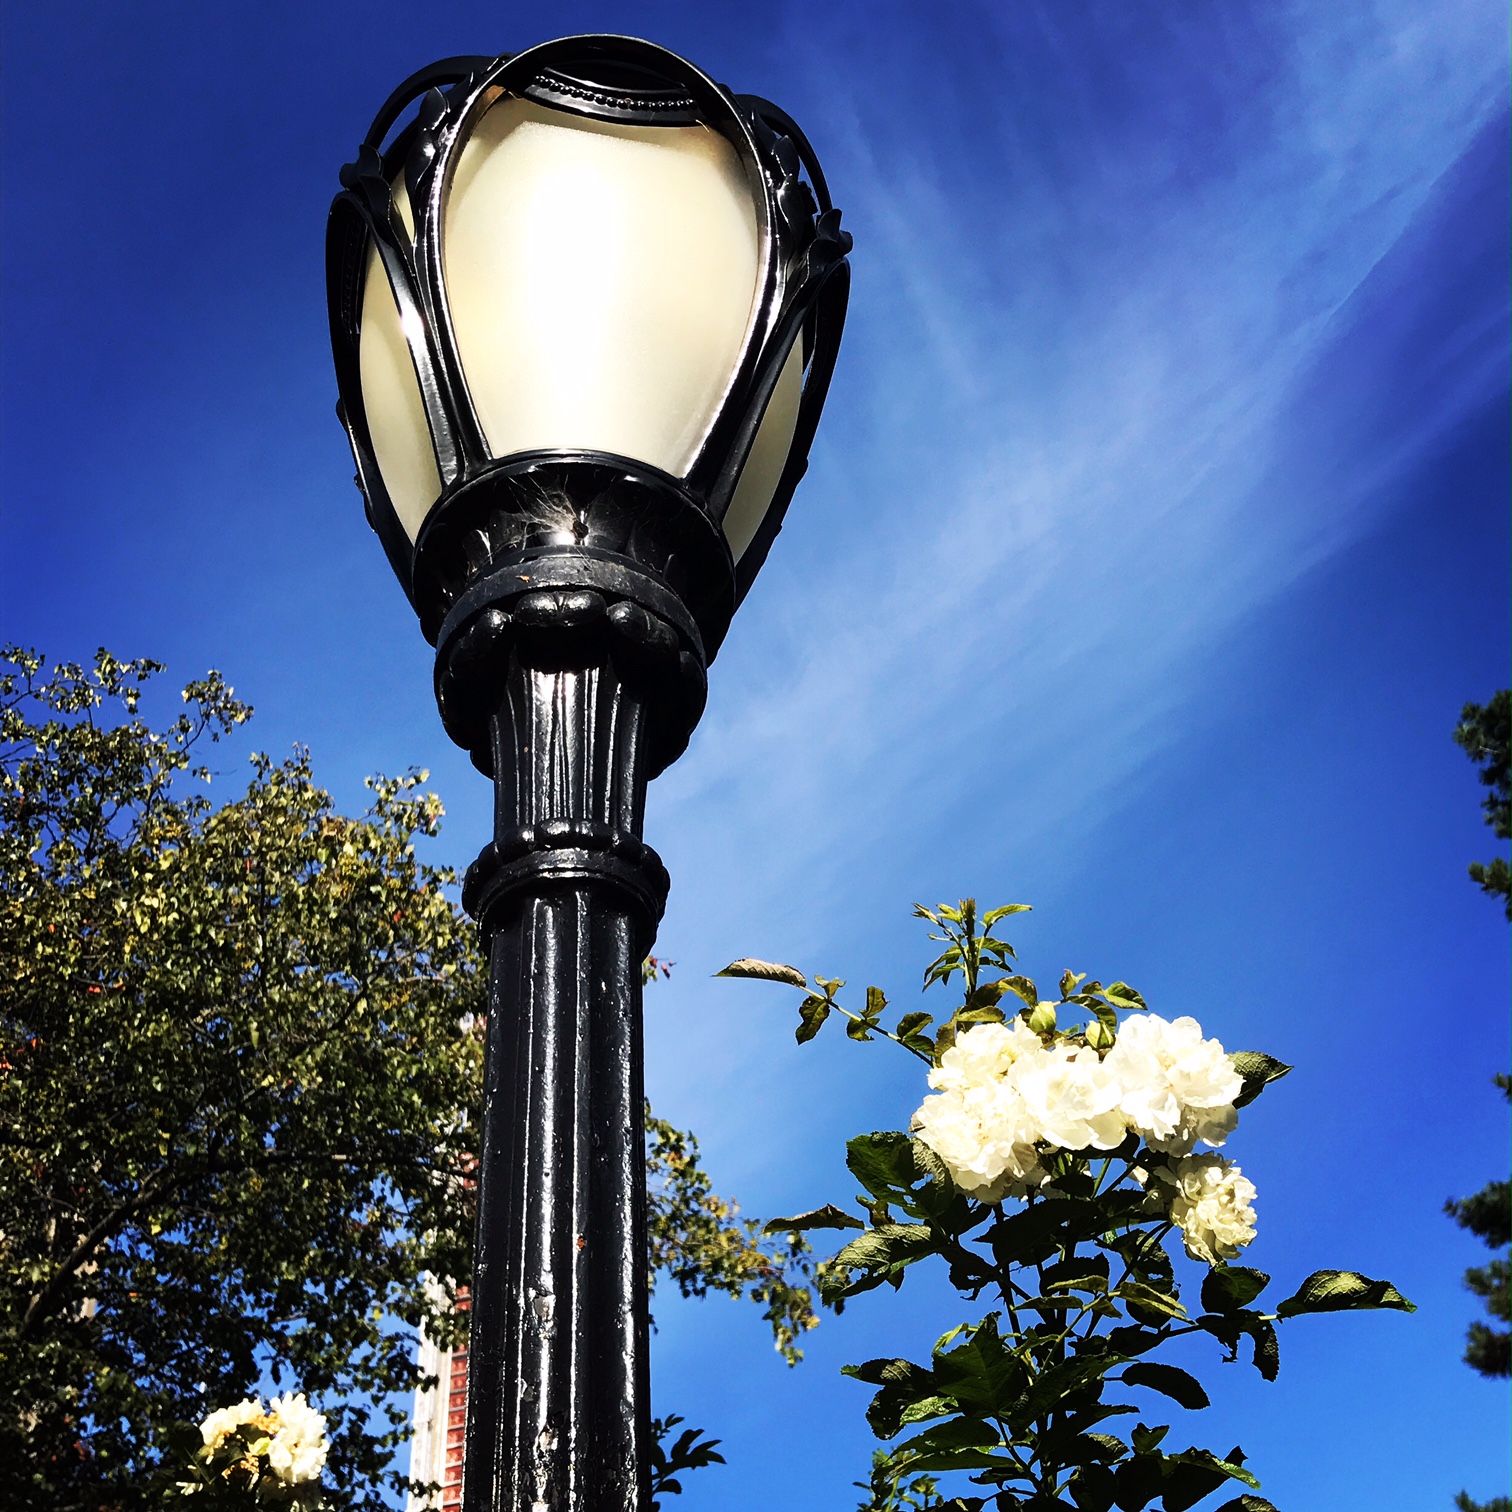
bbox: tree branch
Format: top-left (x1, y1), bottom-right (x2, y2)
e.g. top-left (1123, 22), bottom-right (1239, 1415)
top-left (20, 1166), bottom-right (173, 1338)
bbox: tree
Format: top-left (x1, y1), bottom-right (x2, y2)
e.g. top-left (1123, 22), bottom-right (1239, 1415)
top-left (1445, 1119), bottom-right (1511, 1381)
top-left (0, 648), bottom-right (812, 1511)
top-left (1454, 690), bottom-right (1510, 918)
top-left (1448, 693), bottom-right (1512, 1353)
top-left (1456, 1495), bottom-right (1511, 1512)
top-left (1444, 688), bottom-right (1510, 1510)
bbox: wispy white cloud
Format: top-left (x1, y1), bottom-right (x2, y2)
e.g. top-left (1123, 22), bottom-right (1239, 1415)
top-left (648, 0), bottom-right (1506, 957)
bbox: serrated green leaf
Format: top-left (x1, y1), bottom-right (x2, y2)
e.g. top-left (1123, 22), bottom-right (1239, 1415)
top-left (1043, 1254), bottom-right (1111, 1293)
top-left (931, 1316), bottom-right (1025, 1414)
top-left (1200, 1265), bottom-right (1271, 1314)
top-left (1228, 1051), bottom-right (1292, 1109)
top-left (1118, 1362), bottom-right (1210, 1411)
top-left (1248, 1318), bottom-right (1279, 1381)
top-left (1000, 974), bottom-right (1039, 1007)
top-left (1193, 1309), bottom-right (1278, 1380)
top-left (1275, 1269), bottom-right (1415, 1317)
top-left (892, 1416), bottom-right (1000, 1456)
top-left (846, 1131), bottom-right (925, 1197)
top-left (1114, 1281), bottom-right (1188, 1322)
top-left (1069, 1461), bottom-right (1119, 1512)
top-left (988, 1197), bottom-right (1105, 1267)
top-left (964, 980), bottom-right (1010, 1009)
top-left (1163, 1447), bottom-right (1261, 1491)
top-left (716, 957), bottom-right (807, 989)
top-left (831, 1223), bottom-right (936, 1276)
top-left (796, 995), bottom-right (831, 1043)
top-left (1014, 1352), bottom-right (1123, 1425)
top-left (955, 1004), bottom-right (1007, 1026)
top-left (762, 1204), bottom-right (865, 1235)
top-left (982, 903), bottom-right (1032, 926)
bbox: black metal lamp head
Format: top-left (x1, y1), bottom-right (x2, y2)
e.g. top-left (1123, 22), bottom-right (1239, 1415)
top-left (325, 34), bottom-right (851, 657)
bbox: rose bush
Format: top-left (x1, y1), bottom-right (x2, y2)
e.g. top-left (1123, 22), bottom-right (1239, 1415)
top-left (725, 900), bottom-right (1415, 1512)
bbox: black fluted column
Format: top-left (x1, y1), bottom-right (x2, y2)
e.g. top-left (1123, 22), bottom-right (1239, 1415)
top-left (441, 553), bottom-right (707, 1512)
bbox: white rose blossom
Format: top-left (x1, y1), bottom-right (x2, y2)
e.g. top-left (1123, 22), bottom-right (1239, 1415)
top-left (266, 1393), bottom-right (329, 1486)
top-left (1103, 1013), bottom-right (1242, 1154)
top-left (1012, 1043), bottom-right (1127, 1152)
top-left (1149, 1153), bottom-right (1258, 1264)
top-left (927, 1019), bottom-right (1042, 1094)
top-left (914, 1023), bottom-right (1127, 1199)
top-left (198, 1396), bottom-right (263, 1451)
top-left (912, 1075), bottom-right (1048, 1203)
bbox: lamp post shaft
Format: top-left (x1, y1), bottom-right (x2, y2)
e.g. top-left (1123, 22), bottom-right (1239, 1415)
top-left (449, 567), bottom-right (695, 1512)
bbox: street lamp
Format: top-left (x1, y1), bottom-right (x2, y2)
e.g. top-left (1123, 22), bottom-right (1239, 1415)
top-left (325, 34), bottom-right (850, 1512)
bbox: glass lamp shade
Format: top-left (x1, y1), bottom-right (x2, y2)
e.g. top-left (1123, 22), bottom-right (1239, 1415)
top-left (329, 37), bottom-right (851, 645)
top-left (356, 94), bottom-right (800, 559)
top-left (357, 176), bottom-right (440, 540)
top-left (720, 334), bottom-right (803, 562)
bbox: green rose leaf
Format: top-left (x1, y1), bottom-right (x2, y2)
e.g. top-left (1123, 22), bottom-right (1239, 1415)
top-left (841, 1358), bottom-right (952, 1440)
top-left (795, 994), bottom-right (831, 1043)
top-left (1200, 1265), bottom-right (1271, 1314)
top-left (989, 1197), bottom-right (1106, 1268)
top-left (1043, 1254), bottom-right (1111, 1294)
top-left (998, 974), bottom-right (1039, 1007)
top-left (762, 1204), bottom-right (865, 1235)
top-left (1228, 1051), bottom-right (1293, 1109)
top-left (847, 1131), bottom-right (923, 1195)
top-left (955, 1004), bottom-right (1008, 1026)
top-left (1156, 1448), bottom-right (1260, 1512)
top-left (1014, 1353), bottom-right (1124, 1426)
top-left (1163, 1447), bottom-right (1261, 1492)
top-left (964, 980), bottom-right (1011, 1009)
top-left (1275, 1269), bottom-right (1416, 1317)
top-left (1213, 1498), bottom-right (1280, 1512)
top-left (982, 903), bottom-right (1033, 926)
top-left (831, 1223), bottom-right (935, 1267)
top-left (716, 958), bottom-right (807, 989)
top-left (1113, 1280), bottom-right (1188, 1323)
top-left (1068, 1461), bottom-right (1119, 1512)
top-left (932, 1317), bottom-right (1025, 1414)
top-left (892, 1416), bottom-right (1001, 1457)
top-left (1249, 1318), bottom-right (1280, 1382)
top-left (1118, 1362), bottom-right (1211, 1411)
top-left (1194, 1310), bottom-right (1280, 1381)
top-left (841, 1356), bottom-right (930, 1387)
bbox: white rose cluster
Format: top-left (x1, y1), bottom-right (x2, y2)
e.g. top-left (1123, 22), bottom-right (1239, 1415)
top-left (193, 1391), bottom-right (328, 1491)
top-left (911, 1012), bottom-right (1255, 1258)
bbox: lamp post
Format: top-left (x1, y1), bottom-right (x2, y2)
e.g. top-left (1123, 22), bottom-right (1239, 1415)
top-left (324, 34), bottom-right (850, 1512)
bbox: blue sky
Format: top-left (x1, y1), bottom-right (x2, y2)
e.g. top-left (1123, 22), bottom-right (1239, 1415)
top-left (2, 2), bottom-right (1507, 1507)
